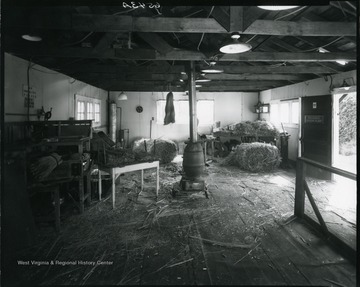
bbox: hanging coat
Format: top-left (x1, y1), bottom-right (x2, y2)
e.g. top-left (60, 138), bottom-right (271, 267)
top-left (164, 92), bottom-right (175, 125)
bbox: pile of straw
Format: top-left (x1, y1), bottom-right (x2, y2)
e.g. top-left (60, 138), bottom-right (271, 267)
top-left (233, 120), bottom-right (279, 138)
top-left (132, 138), bottom-right (177, 164)
top-left (223, 143), bottom-right (281, 172)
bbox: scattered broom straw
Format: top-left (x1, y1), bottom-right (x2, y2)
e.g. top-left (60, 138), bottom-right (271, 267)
top-left (234, 242), bottom-right (262, 265)
top-left (46, 236), bottom-right (61, 258)
top-left (166, 258), bottom-right (194, 268)
top-left (82, 250), bottom-right (106, 283)
top-left (117, 267), bottom-right (138, 285)
top-left (189, 236), bottom-right (254, 249)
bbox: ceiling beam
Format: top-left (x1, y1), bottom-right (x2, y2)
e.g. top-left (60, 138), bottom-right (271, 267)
top-left (229, 6), bottom-right (243, 32)
top-left (137, 32), bottom-right (174, 55)
top-left (198, 85), bottom-right (272, 91)
top-left (71, 16), bottom-right (357, 36)
top-left (66, 64), bottom-right (186, 74)
top-left (66, 64), bottom-right (334, 75)
top-left (8, 44), bottom-right (356, 62)
top-left (200, 65), bottom-right (335, 74)
top-left (243, 20), bottom-right (356, 36)
top-left (206, 74), bottom-right (308, 81)
top-left (7, 13), bottom-right (356, 36)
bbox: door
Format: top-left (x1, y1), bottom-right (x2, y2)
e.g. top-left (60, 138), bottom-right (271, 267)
top-left (300, 95), bottom-right (332, 179)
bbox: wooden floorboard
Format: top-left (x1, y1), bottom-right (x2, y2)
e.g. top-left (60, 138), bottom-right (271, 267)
top-left (6, 162), bottom-right (356, 286)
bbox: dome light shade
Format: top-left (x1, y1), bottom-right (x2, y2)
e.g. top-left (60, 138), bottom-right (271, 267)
top-left (220, 39), bottom-right (252, 54)
top-left (201, 68), bottom-right (224, 73)
top-left (257, 6), bottom-right (299, 10)
top-left (195, 75), bottom-right (211, 83)
top-left (118, 91), bottom-right (128, 100)
top-left (22, 34), bottom-right (42, 41)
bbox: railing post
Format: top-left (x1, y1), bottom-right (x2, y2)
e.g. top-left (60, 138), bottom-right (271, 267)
top-left (294, 158), bottom-right (305, 218)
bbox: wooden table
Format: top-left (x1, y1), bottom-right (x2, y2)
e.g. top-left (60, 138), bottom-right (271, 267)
top-left (98, 161), bottom-right (160, 209)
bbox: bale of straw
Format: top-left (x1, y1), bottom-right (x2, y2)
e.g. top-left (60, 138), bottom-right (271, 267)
top-left (224, 143), bottom-right (281, 172)
top-left (132, 138), bottom-right (177, 164)
top-left (151, 139), bottom-right (177, 164)
top-left (233, 120), bottom-right (279, 138)
top-left (132, 138), bottom-right (155, 157)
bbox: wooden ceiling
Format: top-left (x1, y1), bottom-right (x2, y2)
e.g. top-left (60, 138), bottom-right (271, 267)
top-left (2, 2), bottom-right (357, 92)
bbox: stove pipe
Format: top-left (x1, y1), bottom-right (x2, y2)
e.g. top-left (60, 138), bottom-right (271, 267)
top-left (182, 61), bottom-right (205, 179)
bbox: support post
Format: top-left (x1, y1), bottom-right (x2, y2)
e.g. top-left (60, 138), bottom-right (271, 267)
top-left (304, 180), bottom-right (329, 234)
top-left (187, 61), bottom-right (198, 143)
top-left (294, 158), bottom-right (305, 217)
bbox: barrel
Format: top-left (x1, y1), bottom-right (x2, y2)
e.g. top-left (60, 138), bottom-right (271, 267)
top-left (183, 141), bottom-right (205, 178)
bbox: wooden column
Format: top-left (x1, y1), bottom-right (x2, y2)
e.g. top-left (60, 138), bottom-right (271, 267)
top-left (294, 158), bottom-right (305, 218)
top-left (187, 61), bottom-right (198, 142)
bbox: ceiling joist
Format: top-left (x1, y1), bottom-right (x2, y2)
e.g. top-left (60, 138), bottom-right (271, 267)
top-left (7, 14), bottom-right (356, 37)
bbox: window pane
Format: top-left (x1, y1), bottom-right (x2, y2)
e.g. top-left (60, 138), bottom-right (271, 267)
top-left (87, 102), bottom-right (93, 120)
top-left (197, 100), bottom-right (214, 125)
top-left (176, 101), bottom-right (189, 124)
top-left (94, 103), bottom-right (100, 123)
top-left (291, 101), bottom-right (299, 124)
top-left (77, 101), bottom-right (85, 120)
top-left (280, 102), bottom-right (290, 123)
top-left (156, 100), bottom-right (166, 124)
top-left (270, 104), bottom-right (279, 124)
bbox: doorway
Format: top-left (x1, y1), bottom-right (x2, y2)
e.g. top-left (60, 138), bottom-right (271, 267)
top-left (300, 95), bottom-right (332, 179)
top-left (332, 91), bottom-right (357, 174)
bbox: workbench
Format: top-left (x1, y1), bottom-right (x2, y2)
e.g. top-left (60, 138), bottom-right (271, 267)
top-left (98, 161), bottom-right (160, 209)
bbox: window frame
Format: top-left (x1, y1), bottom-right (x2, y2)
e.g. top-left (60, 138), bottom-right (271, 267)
top-left (156, 99), bottom-right (215, 125)
top-left (270, 98), bottom-right (299, 126)
top-left (75, 94), bottom-right (101, 127)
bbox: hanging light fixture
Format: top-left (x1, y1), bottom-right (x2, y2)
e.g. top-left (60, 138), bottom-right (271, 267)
top-left (201, 60), bottom-right (224, 73)
top-left (257, 6), bottom-right (299, 10)
top-left (318, 47), bottom-right (348, 66)
top-left (195, 74), bottom-right (211, 83)
top-left (219, 32), bottom-right (252, 54)
top-left (22, 34), bottom-right (42, 41)
top-left (118, 91), bottom-right (128, 100)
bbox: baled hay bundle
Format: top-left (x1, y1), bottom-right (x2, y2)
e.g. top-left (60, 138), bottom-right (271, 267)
top-left (251, 120), bottom-right (279, 138)
top-left (233, 120), bottom-right (279, 138)
top-left (151, 139), bottom-right (178, 164)
top-left (226, 142), bottom-right (281, 172)
top-left (132, 138), bottom-right (155, 158)
top-left (132, 138), bottom-right (177, 164)
top-left (234, 121), bottom-right (255, 135)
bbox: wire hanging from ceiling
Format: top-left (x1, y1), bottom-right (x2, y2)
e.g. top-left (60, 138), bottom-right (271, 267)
top-left (274, 6), bottom-right (307, 21)
top-left (301, 37), bottom-right (343, 52)
top-left (197, 6), bottom-right (215, 51)
top-left (337, 1), bottom-right (348, 18)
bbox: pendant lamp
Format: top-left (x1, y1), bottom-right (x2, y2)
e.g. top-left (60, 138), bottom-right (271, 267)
top-left (257, 6), bottom-right (299, 10)
top-left (195, 74), bottom-right (211, 83)
top-left (219, 33), bottom-right (252, 54)
top-left (118, 91), bottom-right (128, 100)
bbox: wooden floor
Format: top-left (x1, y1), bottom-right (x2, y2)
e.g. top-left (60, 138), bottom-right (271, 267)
top-left (4, 159), bottom-right (357, 286)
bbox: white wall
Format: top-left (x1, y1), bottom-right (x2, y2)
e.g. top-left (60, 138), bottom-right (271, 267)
top-left (259, 70), bottom-right (357, 161)
top-left (4, 53), bottom-right (108, 131)
top-left (110, 91), bottom-right (259, 144)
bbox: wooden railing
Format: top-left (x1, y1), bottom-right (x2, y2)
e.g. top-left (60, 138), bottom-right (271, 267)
top-left (294, 157), bottom-right (357, 263)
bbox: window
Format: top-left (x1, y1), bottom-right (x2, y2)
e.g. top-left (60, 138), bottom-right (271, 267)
top-left (270, 99), bottom-right (299, 125)
top-left (87, 102), bottom-right (94, 120)
top-left (270, 103), bottom-right (279, 124)
top-left (156, 100), bottom-right (214, 125)
top-left (94, 103), bottom-right (100, 123)
top-left (75, 94), bottom-right (101, 126)
top-left (77, 101), bottom-right (85, 120)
